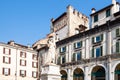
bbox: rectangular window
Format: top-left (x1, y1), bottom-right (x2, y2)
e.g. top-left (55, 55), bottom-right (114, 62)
top-left (116, 28), bottom-right (120, 37)
top-left (32, 62), bottom-right (38, 68)
top-left (74, 41), bottom-right (82, 49)
top-left (92, 34), bottom-right (103, 44)
top-left (76, 52), bottom-right (82, 61)
top-left (3, 56), bottom-right (11, 64)
top-left (32, 54), bottom-right (38, 60)
top-left (59, 46), bottom-right (66, 53)
top-left (32, 71), bottom-right (37, 78)
top-left (3, 48), bottom-right (11, 55)
top-left (20, 51), bottom-right (26, 58)
top-left (20, 70), bottom-right (26, 77)
top-left (94, 14), bottom-right (98, 22)
top-left (106, 9), bottom-right (111, 17)
top-left (92, 46), bottom-right (102, 58)
top-left (3, 68), bottom-right (10, 76)
top-left (20, 60), bottom-right (26, 66)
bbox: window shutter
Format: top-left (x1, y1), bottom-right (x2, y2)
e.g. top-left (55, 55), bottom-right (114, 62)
top-left (3, 56), bottom-right (5, 63)
top-left (116, 28), bottom-right (120, 37)
top-left (36, 62), bottom-right (38, 68)
top-left (8, 68), bottom-right (10, 75)
top-left (57, 56), bottom-right (60, 64)
top-left (3, 68), bottom-right (4, 75)
top-left (20, 70), bottom-right (21, 76)
top-left (25, 71), bottom-right (26, 77)
top-left (3, 48), bottom-right (5, 54)
top-left (92, 37), bottom-right (94, 44)
top-left (92, 48), bottom-right (94, 58)
top-left (101, 34), bottom-right (103, 41)
top-left (116, 42), bottom-right (119, 53)
top-left (25, 52), bottom-right (26, 58)
top-left (32, 62), bottom-right (34, 67)
top-left (20, 60), bottom-right (21, 65)
top-left (64, 46), bottom-right (66, 52)
top-left (73, 53), bottom-right (76, 61)
top-left (9, 49), bottom-right (11, 55)
top-left (100, 46), bottom-right (103, 56)
top-left (9, 57), bottom-right (11, 64)
top-left (74, 43), bottom-right (76, 49)
top-left (20, 52), bottom-right (22, 57)
top-left (80, 41), bottom-right (82, 48)
top-left (36, 72), bottom-right (38, 78)
top-left (80, 51), bottom-right (82, 59)
top-left (59, 48), bottom-right (61, 53)
top-left (64, 55), bottom-right (66, 63)
top-left (25, 60), bottom-right (26, 66)
top-left (32, 71), bottom-right (33, 77)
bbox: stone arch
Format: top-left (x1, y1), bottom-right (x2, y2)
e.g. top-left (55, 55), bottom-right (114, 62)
top-left (60, 70), bottom-right (67, 80)
top-left (91, 66), bottom-right (106, 80)
top-left (114, 63), bottom-right (120, 80)
top-left (73, 68), bottom-right (84, 80)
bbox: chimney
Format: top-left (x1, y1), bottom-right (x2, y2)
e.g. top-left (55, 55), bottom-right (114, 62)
top-left (112, 0), bottom-right (116, 5)
top-left (8, 40), bottom-right (15, 46)
top-left (91, 8), bottom-right (96, 14)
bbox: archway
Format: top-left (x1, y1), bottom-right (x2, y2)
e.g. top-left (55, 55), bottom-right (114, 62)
top-left (60, 70), bottom-right (67, 80)
top-left (91, 66), bottom-right (105, 80)
top-left (115, 63), bottom-right (120, 80)
top-left (73, 68), bottom-right (84, 80)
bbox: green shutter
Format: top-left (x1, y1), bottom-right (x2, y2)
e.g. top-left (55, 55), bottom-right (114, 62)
top-left (80, 41), bottom-right (82, 48)
top-left (64, 46), bottom-right (66, 52)
top-left (100, 46), bottom-right (103, 56)
top-left (74, 43), bottom-right (76, 49)
top-left (116, 28), bottom-right (120, 37)
top-left (92, 48), bottom-right (94, 57)
top-left (73, 53), bottom-right (76, 61)
top-left (116, 42), bottom-right (120, 53)
top-left (57, 56), bottom-right (61, 64)
top-left (59, 48), bottom-right (61, 53)
top-left (101, 34), bottom-right (103, 41)
top-left (92, 37), bottom-right (94, 44)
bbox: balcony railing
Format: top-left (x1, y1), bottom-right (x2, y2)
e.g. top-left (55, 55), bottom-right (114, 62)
top-left (59, 53), bottom-right (120, 67)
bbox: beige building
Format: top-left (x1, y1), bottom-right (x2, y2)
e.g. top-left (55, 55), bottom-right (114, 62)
top-left (0, 41), bottom-right (38, 80)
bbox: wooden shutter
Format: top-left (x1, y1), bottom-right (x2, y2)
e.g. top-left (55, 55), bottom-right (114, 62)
top-left (8, 68), bottom-right (10, 75)
top-left (59, 48), bottom-right (61, 53)
top-left (116, 28), bottom-right (120, 37)
top-left (116, 42), bottom-right (119, 53)
top-left (9, 49), bottom-right (11, 55)
top-left (3, 68), bottom-right (4, 75)
top-left (3, 48), bottom-right (5, 54)
top-left (74, 43), bottom-right (76, 49)
top-left (25, 60), bottom-right (26, 66)
top-left (101, 34), bottom-right (103, 41)
top-left (100, 46), bottom-right (103, 56)
top-left (9, 57), bottom-right (11, 64)
top-left (20, 52), bottom-right (22, 57)
top-left (80, 41), bottom-right (82, 48)
top-left (92, 37), bottom-right (94, 44)
top-left (20, 60), bottom-right (21, 65)
top-left (73, 53), bottom-right (76, 61)
top-left (36, 62), bottom-right (38, 68)
top-left (92, 48), bottom-right (94, 58)
top-left (25, 52), bottom-right (26, 58)
top-left (25, 70), bottom-right (26, 77)
top-left (3, 56), bottom-right (5, 63)
top-left (32, 62), bottom-right (34, 67)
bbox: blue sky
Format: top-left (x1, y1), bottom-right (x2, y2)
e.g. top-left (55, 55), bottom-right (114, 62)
top-left (0, 0), bottom-right (113, 46)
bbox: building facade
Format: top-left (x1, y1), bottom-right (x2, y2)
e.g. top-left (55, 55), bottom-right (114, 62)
top-left (0, 41), bottom-right (38, 80)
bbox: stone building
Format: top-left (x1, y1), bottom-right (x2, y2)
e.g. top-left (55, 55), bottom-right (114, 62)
top-left (0, 41), bottom-right (38, 80)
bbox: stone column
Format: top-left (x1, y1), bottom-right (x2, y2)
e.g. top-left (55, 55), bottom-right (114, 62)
top-left (67, 68), bottom-right (71, 80)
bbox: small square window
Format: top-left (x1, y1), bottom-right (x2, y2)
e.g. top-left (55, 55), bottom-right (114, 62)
top-left (20, 70), bottom-right (26, 77)
top-left (106, 9), bottom-right (111, 17)
top-left (3, 68), bottom-right (10, 76)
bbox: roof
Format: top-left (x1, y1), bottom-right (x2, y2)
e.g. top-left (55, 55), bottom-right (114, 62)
top-left (114, 11), bottom-right (120, 17)
top-left (52, 12), bottom-right (67, 24)
top-left (90, 4), bottom-right (113, 16)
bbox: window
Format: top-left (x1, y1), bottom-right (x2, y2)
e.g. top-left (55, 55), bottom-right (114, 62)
top-left (59, 46), bottom-right (66, 53)
top-left (3, 56), bottom-right (11, 64)
top-left (74, 41), bottom-right (82, 49)
top-left (92, 34), bottom-right (103, 43)
top-left (116, 28), bottom-right (120, 37)
top-left (106, 9), bottom-right (111, 17)
top-left (94, 14), bottom-right (98, 22)
top-left (116, 42), bottom-right (120, 53)
top-left (3, 68), bottom-right (10, 76)
top-left (20, 51), bottom-right (26, 58)
top-left (32, 62), bottom-right (38, 68)
top-left (3, 48), bottom-right (11, 55)
top-left (32, 71), bottom-right (38, 78)
top-left (73, 51), bottom-right (82, 61)
top-left (57, 56), bottom-right (61, 64)
top-left (91, 46), bottom-right (103, 58)
top-left (32, 54), bottom-right (38, 60)
top-left (20, 60), bottom-right (26, 66)
top-left (20, 70), bottom-right (26, 77)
